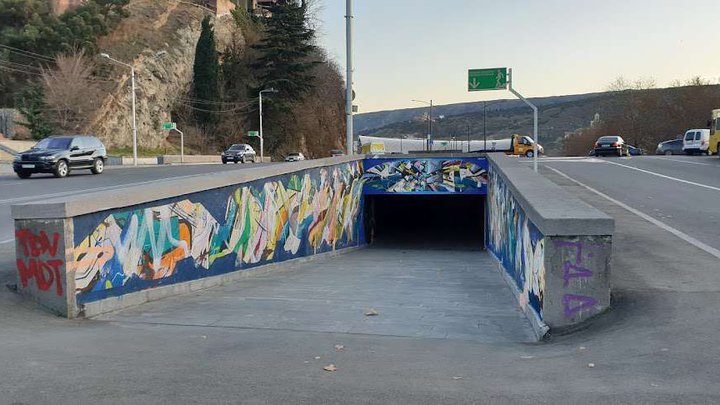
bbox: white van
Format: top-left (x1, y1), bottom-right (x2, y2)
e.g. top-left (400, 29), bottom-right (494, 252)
top-left (682, 129), bottom-right (711, 155)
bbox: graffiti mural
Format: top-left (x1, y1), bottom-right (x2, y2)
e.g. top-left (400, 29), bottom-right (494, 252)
top-left (487, 168), bottom-right (545, 319)
top-left (362, 158), bottom-right (488, 194)
top-left (72, 162), bottom-right (365, 304)
top-left (16, 228), bottom-right (65, 297)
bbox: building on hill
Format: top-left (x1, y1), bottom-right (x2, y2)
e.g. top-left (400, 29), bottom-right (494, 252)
top-left (50, 0), bottom-right (84, 15)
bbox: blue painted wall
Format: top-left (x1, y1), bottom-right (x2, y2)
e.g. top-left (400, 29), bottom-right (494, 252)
top-left (72, 161), bottom-right (365, 304)
top-left (362, 158), bottom-right (488, 195)
top-left (486, 166), bottom-right (545, 319)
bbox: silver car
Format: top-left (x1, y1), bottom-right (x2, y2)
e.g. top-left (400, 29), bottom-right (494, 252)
top-left (285, 152), bottom-right (306, 162)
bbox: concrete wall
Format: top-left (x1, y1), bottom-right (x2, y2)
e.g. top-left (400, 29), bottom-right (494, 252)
top-left (13, 156), bottom-right (365, 317)
top-left (486, 154), bottom-right (613, 336)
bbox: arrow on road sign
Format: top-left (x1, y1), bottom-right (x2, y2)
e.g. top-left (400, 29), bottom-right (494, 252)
top-left (469, 79), bottom-right (480, 89)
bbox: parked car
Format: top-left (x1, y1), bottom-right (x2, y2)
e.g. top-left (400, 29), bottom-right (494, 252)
top-left (330, 149), bottom-right (344, 157)
top-left (593, 135), bottom-right (629, 157)
top-left (627, 145), bottom-right (644, 156)
top-left (655, 139), bottom-right (684, 155)
top-left (682, 129), bottom-right (711, 155)
top-left (13, 135), bottom-right (106, 179)
top-left (222, 144), bottom-right (256, 164)
top-left (285, 152), bottom-right (306, 162)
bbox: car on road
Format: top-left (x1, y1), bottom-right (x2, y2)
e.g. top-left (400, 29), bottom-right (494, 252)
top-left (627, 145), bottom-right (644, 156)
top-left (13, 135), bottom-right (106, 179)
top-left (222, 144), bottom-right (256, 164)
top-left (285, 152), bottom-right (306, 162)
top-left (593, 135), bottom-right (629, 157)
top-left (655, 139), bottom-right (684, 155)
top-left (682, 129), bottom-right (711, 155)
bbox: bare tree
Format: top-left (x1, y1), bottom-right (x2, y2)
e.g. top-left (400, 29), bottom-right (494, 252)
top-left (41, 50), bottom-right (101, 133)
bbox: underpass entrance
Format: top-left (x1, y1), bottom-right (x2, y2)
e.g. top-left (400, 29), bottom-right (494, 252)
top-left (364, 194), bottom-right (485, 250)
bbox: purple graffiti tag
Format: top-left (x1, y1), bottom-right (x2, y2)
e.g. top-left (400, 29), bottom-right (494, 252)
top-left (554, 241), bottom-right (585, 264)
top-left (563, 262), bottom-right (594, 287)
top-left (563, 294), bottom-right (597, 318)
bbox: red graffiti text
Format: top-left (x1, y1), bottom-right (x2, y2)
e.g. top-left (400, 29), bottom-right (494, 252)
top-left (16, 229), bottom-right (64, 296)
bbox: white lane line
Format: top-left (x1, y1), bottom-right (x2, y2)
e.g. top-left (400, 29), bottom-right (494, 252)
top-left (643, 156), bottom-right (717, 166)
top-left (0, 237), bottom-right (13, 245)
top-left (0, 171), bottom-right (228, 205)
top-left (601, 160), bottom-right (720, 192)
top-left (547, 167), bottom-right (720, 260)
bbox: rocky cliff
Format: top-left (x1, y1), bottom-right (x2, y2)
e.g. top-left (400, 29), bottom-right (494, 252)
top-left (87, 0), bottom-right (239, 149)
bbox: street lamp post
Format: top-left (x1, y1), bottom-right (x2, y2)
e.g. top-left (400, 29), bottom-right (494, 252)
top-left (259, 88), bottom-right (278, 162)
top-left (345, 0), bottom-right (354, 155)
top-left (412, 99), bottom-right (433, 151)
top-left (100, 53), bottom-right (138, 166)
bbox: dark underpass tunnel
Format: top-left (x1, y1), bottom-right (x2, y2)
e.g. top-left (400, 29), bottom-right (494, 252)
top-left (364, 195), bottom-right (485, 251)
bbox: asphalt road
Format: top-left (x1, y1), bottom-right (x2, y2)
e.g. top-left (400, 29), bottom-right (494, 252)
top-left (0, 162), bottom-right (274, 244)
top-left (539, 155), bottom-right (720, 252)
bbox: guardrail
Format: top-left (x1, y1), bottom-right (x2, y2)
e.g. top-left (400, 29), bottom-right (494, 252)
top-left (486, 154), bottom-right (614, 337)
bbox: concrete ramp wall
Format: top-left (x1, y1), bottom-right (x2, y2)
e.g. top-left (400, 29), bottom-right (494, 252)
top-left (487, 154), bottom-right (613, 336)
top-left (12, 156), bottom-right (366, 317)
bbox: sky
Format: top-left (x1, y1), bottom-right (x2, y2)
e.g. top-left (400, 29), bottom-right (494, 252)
top-left (313, 0), bottom-right (720, 113)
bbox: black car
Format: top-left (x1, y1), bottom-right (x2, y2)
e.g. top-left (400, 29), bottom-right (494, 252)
top-left (593, 135), bottom-right (629, 157)
top-left (13, 135), bottom-right (107, 179)
top-left (222, 144), bottom-right (256, 164)
top-left (655, 139), bottom-right (684, 155)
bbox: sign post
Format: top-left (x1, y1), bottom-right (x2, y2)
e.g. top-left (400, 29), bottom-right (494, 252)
top-left (467, 67), bottom-right (539, 172)
top-left (162, 122), bottom-right (184, 164)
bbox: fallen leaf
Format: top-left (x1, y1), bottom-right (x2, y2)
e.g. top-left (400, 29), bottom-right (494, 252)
top-left (323, 364), bottom-right (338, 372)
top-left (452, 376), bottom-right (463, 380)
top-left (365, 308), bottom-right (379, 316)
top-left (588, 363), bottom-right (595, 368)
top-left (334, 345), bottom-right (345, 352)
top-left (314, 356), bottom-right (321, 360)
top-left (520, 355), bottom-right (535, 359)
top-left (579, 346), bottom-right (586, 351)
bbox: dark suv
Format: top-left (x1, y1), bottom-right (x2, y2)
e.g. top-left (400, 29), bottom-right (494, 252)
top-left (13, 135), bottom-right (107, 179)
top-left (221, 144), bottom-right (256, 164)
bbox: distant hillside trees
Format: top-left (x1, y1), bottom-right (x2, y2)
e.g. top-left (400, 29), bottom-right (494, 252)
top-left (192, 16), bottom-right (221, 129)
top-left (564, 78), bottom-right (720, 156)
top-left (0, 0), bottom-right (129, 106)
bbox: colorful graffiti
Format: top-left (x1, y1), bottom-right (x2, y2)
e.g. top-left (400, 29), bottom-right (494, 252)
top-left (362, 158), bottom-right (488, 194)
top-left (72, 162), bottom-right (365, 304)
top-left (487, 168), bottom-right (545, 319)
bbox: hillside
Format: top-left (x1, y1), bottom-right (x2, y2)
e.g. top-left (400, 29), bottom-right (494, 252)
top-left (358, 86), bottom-right (720, 155)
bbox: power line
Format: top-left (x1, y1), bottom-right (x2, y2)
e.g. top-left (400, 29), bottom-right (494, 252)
top-left (0, 44), bottom-right (56, 63)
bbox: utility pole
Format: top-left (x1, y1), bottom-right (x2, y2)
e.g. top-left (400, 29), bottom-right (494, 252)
top-left (483, 101), bottom-right (487, 153)
top-left (345, 0), bottom-right (354, 155)
top-left (100, 53), bottom-right (138, 166)
top-left (508, 68), bottom-right (539, 172)
top-left (259, 88), bottom-right (278, 162)
top-left (412, 99), bottom-right (434, 151)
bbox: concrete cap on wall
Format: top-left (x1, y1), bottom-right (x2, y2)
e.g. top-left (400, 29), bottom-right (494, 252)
top-left (487, 154), bottom-right (614, 236)
top-left (12, 155), bottom-right (365, 220)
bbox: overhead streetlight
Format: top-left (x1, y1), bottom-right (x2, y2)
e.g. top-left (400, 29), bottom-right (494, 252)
top-left (259, 88), bottom-right (279, 162)
top-left (99, 53), bottom-right (138, 166)
top-left (412, 99), bottom-right (434, 151)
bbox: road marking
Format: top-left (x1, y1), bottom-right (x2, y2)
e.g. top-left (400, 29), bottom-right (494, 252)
top-left (644, 156), bottom-right (717, 166)
top-left (0, 170), bottom-right (234, 205)
top-left (601, 161), bottom-right (720, 192)
top-left (0, 237), bottom-right (13, 245)
top-left (547, 167), bottom-right (720, 260)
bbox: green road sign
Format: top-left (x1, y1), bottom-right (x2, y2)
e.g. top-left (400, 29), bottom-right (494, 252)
top-left (248, 131), bottom-right (260, 137)
top-left (468, 68), bottom-right (508, 91)
top-left (162, 122), bottom-right (176, 131)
